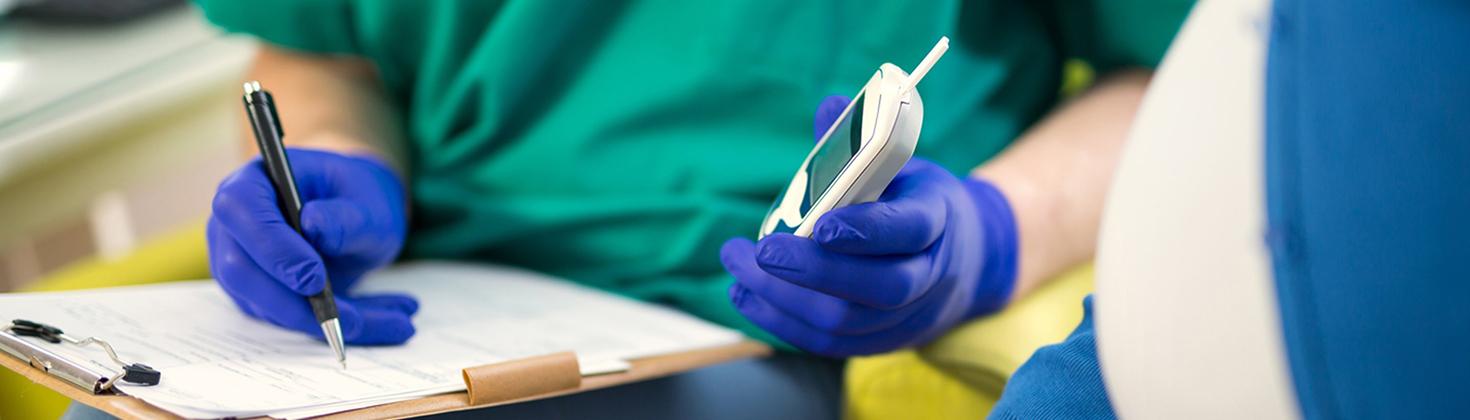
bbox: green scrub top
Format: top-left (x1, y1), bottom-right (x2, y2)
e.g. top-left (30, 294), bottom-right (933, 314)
top-left (196, 0), bottom-right (1190, 344)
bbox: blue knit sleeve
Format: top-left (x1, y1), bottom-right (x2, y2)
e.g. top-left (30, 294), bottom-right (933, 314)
top-left (989, 295), bottom-right (1116, 419)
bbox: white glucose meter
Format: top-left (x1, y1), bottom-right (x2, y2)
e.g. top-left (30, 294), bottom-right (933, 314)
top-left (759, 37), bottom-right (951, 238)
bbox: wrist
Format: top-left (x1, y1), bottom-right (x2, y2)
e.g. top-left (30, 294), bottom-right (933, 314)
top-left (288, 131), bottom-right (408, 177)
top-left (963, 176), bottom-right (1020, 317)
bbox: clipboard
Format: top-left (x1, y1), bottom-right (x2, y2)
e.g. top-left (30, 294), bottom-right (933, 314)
top-left (0, 328), bottom-right (770, 419)
top-left (1, 263), bottom-right (773, 418)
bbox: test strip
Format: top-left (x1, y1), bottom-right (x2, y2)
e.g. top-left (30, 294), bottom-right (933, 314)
top-left (903, 36), bottom-right (950, 94)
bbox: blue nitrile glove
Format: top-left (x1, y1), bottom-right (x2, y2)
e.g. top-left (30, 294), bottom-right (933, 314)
top-left (721, 95), bottom-right (1019, 357)
top-left (207, 148), bottom-right (416, 345)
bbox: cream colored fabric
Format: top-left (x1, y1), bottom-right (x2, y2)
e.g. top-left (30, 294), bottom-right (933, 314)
top-left (1094, 1), bottom-right (1296, 418)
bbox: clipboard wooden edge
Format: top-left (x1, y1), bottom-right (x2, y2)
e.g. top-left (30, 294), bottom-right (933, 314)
top-left (1, 340), bottom-right (772, 419)
top-left (326, 340), bottom-right (770, 419)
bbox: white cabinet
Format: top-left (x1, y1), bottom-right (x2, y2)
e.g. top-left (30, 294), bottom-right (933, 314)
top-left (0, 5), bottom-right (255, 289)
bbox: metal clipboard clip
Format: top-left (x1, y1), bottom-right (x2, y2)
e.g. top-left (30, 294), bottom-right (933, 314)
top-left (0, 319), bottom-right (161, 394)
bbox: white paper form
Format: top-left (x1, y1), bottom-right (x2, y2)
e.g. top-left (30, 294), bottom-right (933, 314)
top-left (0, 262), bottom-right (743, 418)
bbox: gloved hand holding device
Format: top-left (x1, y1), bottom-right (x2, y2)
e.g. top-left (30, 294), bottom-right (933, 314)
top-left (722, 96), bottom-right (1020, 357)
top-left (207, 148), bottom-right (417, 345)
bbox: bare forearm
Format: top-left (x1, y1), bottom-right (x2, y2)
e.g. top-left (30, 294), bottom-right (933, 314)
top-left (975, 70), bottom-right (1151, 297)
top-left (240, 46), bottom-right (408, 173)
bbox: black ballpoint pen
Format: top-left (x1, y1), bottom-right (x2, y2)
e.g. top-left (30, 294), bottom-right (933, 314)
top-left (241, 80), bottom-right (348, 368)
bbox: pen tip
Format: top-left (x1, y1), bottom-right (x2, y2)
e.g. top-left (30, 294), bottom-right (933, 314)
top-left (243, 80), bottom-right (262, 94)
top-left (321, 318), bottom-right (347, 369)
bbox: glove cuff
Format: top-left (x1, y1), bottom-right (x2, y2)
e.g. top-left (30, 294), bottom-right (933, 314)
top-left (963, 176), bottom-right (1020, 317)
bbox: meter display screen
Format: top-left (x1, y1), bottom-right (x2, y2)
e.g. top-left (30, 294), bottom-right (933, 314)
top-left (760, 93), bottom-right (869, 236)
top-left (805, 94), bottom-right (867, 210)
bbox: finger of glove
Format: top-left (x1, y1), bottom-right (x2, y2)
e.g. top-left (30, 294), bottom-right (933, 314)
top-left (732, 283), bottom-right (949, 357)
top-left (729, 284), bottom-right (863, 358)
top-left (721, 239), bottom-right (910, 335)
top-left (811, 163), bottom-right (950, 255)
top-left (211, 162), bottom-right (329, 295)
top-left (337, 296), bottom-right (417, 345)
top-left (301, 198), bottom-right (396, 261)
top-left (206, 228), bottom-right (324, 335)
top-left (207, 220), bottom-right (264, 319)
top-left (349, 293), bottom-right (420, 317)
top-left (209, 221), bottom-right (415, 345)
top-left (814, 95), bottom-right (853, 141)
top-left (754, 233), bottom-right (936, 309)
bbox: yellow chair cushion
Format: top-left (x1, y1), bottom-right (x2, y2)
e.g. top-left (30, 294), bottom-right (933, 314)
top-left (845, 265), bottom-right (1094, 420)
top-left (0, 221), bottom-right (210, 420)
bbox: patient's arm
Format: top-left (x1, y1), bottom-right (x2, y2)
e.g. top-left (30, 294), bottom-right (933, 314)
top-left (976, 70), bottom-right (1151, 297)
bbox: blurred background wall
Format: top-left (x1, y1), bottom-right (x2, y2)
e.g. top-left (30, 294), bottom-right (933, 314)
top-left (0, 2), bottom-right (253, 291)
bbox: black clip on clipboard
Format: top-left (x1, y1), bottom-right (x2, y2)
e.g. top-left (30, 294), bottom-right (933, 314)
top-left (0, 319), bottom-right (161, 394)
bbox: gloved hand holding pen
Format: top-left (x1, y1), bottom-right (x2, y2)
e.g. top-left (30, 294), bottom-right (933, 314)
top-left (722, 95), bottom-right (1020, 357)
top-left (207, 148), bottom-right (418, 345)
